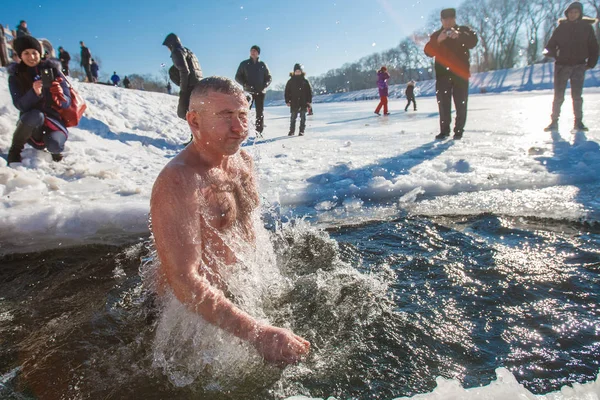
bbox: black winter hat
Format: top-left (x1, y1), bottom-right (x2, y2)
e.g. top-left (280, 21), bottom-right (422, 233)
top-left (565, 2), bottom-right (583, 18)
top-left (12, 35), bottom-right (42, 57)
top-left (440, 8), bottom-right (456, 19)
top-left (293, 63), bottom-right (303, 72)
top-left (251, 45), bottom-right (261, 54)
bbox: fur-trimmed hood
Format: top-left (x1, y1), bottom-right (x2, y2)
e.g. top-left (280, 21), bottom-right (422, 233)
top-left (558, 16), bottom-right (597, 24)
top-left (7, 58), bottom-right (62, 76)
top-left (289, 71), bottom-right (306, 77)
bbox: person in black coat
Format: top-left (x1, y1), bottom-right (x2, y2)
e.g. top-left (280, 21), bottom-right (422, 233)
top-left (404, 80), bottom-right (417, 111)
top-left (285, 63), bottom-right (313, 136)
top-left (7, 36), bottom-right (71, 164)
top-left (58, 46), bottom-right (70, 76)
top-left (235, 45), bottom-right (272, 135)
top-left (543, 1), bottom-right (599, 132)
top-left (424, 8), bottom-right (478, 140)
top-left (163, 33), bottom-right (203, 120)
top-left (79, 41), bottom-right (93, 83)
top-left (16, 20), bottom-right (30, 38)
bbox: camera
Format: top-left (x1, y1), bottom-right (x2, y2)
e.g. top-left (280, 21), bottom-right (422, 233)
top-left (446, 29), bottom-right (454, 36)
top-left (41, 68), bottom-right (55, 88)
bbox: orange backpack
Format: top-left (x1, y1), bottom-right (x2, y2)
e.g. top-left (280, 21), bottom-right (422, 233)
top-left (59, 79), bottom-right (87, 127)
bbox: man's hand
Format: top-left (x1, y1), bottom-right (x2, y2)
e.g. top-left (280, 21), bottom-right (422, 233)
top-left (286, 102), bottom-right (291, 107)
top-left (32, 80), bottom-right (43, 97)
top-left (252, 325), bottom-right (310, 365)
top-left (437, 30), bottom-right (449, 43)
top-left (448, 29), bottom-right (459, 39)
top-left (50, 78), bottom-right (67, 107)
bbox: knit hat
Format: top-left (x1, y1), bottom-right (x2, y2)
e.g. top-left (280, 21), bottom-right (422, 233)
top-left (294, 63), bottom-right (303, 72)
top-left (12, 35), bottom-right (42, 57)
top-left (251, 45), bottom-right (261, 55)
top-left (441, 8), bottom-right (456, 19)
top-left (380, 66), bottom-right (387, 71)
top-left (564, 2), bottom-right (583, 18)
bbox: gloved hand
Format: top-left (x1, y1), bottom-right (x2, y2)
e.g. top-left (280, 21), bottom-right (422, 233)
top-left (50, 77), bottom-right (67, 107)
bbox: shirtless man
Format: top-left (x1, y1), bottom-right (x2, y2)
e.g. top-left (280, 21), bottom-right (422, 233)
top-left (150, 76), bottom-right (310, 365)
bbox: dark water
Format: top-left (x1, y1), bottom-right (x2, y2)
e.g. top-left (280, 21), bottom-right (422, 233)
top-left (1, 214), bottom-right (599, 399)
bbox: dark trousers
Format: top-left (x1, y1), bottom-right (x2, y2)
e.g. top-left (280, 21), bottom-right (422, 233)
top-left (83, 63), bottom-right (93, 83)
top-left (436, 75), bottom-right (469, 134)
top-left (290, 107), bottom-right (307, 133)
top-left (250, 93), bottom-right (265, 133)
top-left (61, 63), bottom-right (69, 76)
top-left (405, 95), bottom-right (416, 111)
top-left (551, 64), bottom-right (586, 122)
top-left (11, 110), bottom-right (66, 155)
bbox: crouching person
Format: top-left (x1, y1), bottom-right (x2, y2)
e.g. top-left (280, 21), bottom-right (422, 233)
top-left (7, 36), bottom-right (71, 164)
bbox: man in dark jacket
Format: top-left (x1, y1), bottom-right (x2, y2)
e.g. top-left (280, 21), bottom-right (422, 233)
top-left (123, 76), bottom-right (131, 89)
top-left (80, 41), bottom-right (93, 83)
top-left (544, 2), bottom-right (599, 132)
top-left (58, 46), bottom-right (70, 76)
top-left (235, 45), bottom-right (272, 136)
top-left (16, 20), bottom-right (30, 38)
top-left (424, 8), bottom-right (478, 140)
top-left (162, 33), bottom-right (203, 120)
top-left (285, 63), bottom-right (313, 136)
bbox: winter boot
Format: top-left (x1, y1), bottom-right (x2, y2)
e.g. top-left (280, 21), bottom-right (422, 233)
top-left (574, 120), bottom-right (589, 131)
top-left (374, 111), bottom-right (381, 116)
top-left (435, 132), bottom-right (450, 140)
top-left (7, 146), bottom-right (23, 164)
top-left (52, 153), bottom-right (63, 162)
top-left (299, 132), bottom-right (304, 136)
top-left (544, 120), bottom-right (558, 132)
top-left (288, 131), bottom-right (295, 136)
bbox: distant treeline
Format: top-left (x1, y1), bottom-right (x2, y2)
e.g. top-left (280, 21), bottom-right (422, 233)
top-left (300, 0), bottom-right (599, 95)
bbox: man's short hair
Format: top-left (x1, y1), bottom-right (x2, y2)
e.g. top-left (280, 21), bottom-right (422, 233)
top-left (190, 77), bottom-right (245, 106)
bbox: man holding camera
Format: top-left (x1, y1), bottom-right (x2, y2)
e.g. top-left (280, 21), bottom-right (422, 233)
top-left (425, 8), bottom-right (478, 140)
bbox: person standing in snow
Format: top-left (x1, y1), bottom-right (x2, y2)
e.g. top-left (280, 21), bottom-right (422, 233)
top-left (404, 80), bottom-right (417, 112)
top-left (424, 8), bottom-right (478, 140)
top-left (111, 71), bottom-right (120, 86)
top-left (543, 2), bottom-right (599, 132)
top-left (7, 36), bottom-right (71, 164)
top-left (90, 59), bottom-right (99, 83)
top-left (374, 66), bottom-right (390, 116)
top-left (58, 46), bottom-right (70, 76)
top-left (167, 81), bottom-right (172, 94)
top-left (79, 41), bottom-right (93, 83)
top-left (162, 33), bottom-right (203, 120)
top-left (235, 45), bottom-right (272, 136)
top-left (285, 63), bottom-right (313, 136)
top-left (123, 76), bottom-right (131, 89)
top-left (16, 20), bottom-right (30, 38)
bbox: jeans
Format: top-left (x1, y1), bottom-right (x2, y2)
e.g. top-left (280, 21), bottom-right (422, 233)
top-left (290, 107), bottom-right (307, 133)
top-left (436, 75), bottom-right (469, 134)
top-left (551, 64), bottom-right (587, 122)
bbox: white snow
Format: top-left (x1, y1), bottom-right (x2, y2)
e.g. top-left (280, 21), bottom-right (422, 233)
top-left (1, 64), bottom-right (600, 254)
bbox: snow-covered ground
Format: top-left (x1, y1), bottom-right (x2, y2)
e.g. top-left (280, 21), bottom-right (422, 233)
top-left (290, 62), bottom-right (600, 104)
top-left (1, 66), bottom-right (600, 256)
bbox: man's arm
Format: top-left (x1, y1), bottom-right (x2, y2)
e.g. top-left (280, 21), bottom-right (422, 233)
top-left (424, 31), bottom-right (440, 58)
top-left (544, 28), bottom-right (560, 59)
top-left (284, 80), bottom-right (291, 104)
top-left (306, 79), bottom-right (313, 104)
top-left (172, 49), bottom-right (190, 90)
top-left (587, 25), bottom-right (599, 69)
top-left (235, 62), bottom-right (246, 86)
top-left (150, 167), bottom-right (309, 364)
top-left (458, 26), bottom-right (478, 49)
top-left (263, 63), bottom-right (272, 89)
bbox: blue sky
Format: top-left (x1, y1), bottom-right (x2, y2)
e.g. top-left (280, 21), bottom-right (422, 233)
top-left (4, 0), bottom-right (461, 86)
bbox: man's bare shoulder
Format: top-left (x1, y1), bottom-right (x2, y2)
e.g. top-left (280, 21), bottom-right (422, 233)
top-left (152, 155), bottom-right (209, 202)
